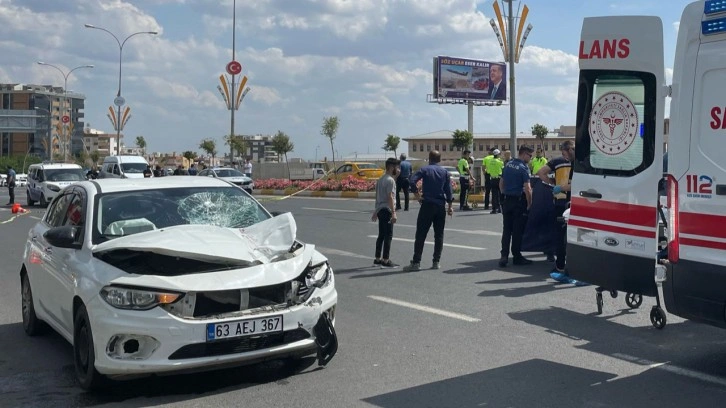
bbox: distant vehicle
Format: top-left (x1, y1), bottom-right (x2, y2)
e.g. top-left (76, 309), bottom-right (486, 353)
top-left (0, 174), bottom-right (6, 187)
top-left (198, 167), bottom-right (254, 193)
top-left (16, 173), bottom-right (28, 187)
top-left (26, 163), bottom-right (85, 206)
top-left (334, 162), bottom-right (384, 181)
top-left (98, 156), bottom-right (150, 179)
top-left (289, 168), bottom-right (326, 181)
top-left (441, 166), bottom-right (461, 180)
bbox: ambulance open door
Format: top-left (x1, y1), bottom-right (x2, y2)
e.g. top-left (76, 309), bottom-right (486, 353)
top-left (566, 16), bottom-right (666, 327)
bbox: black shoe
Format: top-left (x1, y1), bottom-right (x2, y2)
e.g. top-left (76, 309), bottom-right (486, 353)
top-left (513, 257), bottom-right (533, 265)
top-left (404, 208), bottom-right (409, 211)
top-left (490, 210), bottom-right (498, 214)
top-left (380, 260), bottom-right (399, 268)
top-left (498, 258), bottom-right (508, 267)
top-left (373, 259), bottom-right (382, 265)
top-left (396, 206), bottom-right (402, 210)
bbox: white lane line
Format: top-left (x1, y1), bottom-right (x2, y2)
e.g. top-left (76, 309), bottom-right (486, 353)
top-left (613, 353), bottom-right (726, 388)
top-left (316, 247), bottom-right (370, 260)
top-left (367, 235), bottom-right (485, 250)
top-left (368, 295), bottom-right (481, 322)
top-left (396, 223), bottom-right (500, 237)
top-left (302, 207), bottom-right (363, 213)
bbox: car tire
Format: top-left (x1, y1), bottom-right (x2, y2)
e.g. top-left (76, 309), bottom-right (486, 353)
top-left (21, 273), bottom-right (46, 336)
top-left (26, 191), bottom-right (36, 206)
top-left (39, 194), bottom-right (48, 207)
top-left (73, 304), bottom-right (107, 390)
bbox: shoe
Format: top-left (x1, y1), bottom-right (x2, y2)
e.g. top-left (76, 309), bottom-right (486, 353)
top-left (380, 260), bottom-right (399, 268)
top-left (484, 206), bottom-right (490, 210)
top-left (513, 257), bottom-right (533, 265)
top-left (396, 206), bottom-right (402, 210)
top-left (402, 262), bottom-right (421, 272)
top-left (431, 261), bottom-right (440, 270)
top-left (546, 254), bottom-right (556, 262)
top-left (498, 257), bottom-right (508, 267)
top-left (404, 208), bottom-right (409, 211)
top-left (490, 210), bottom-right (498, 214)
top-left (373, 259), bottom-right (382, 265)
top-left (550, 271), bottom-right (571, 283)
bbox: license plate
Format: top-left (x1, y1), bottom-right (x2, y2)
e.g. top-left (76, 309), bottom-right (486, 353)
top-left (206, 315), bottom-right (283, 342)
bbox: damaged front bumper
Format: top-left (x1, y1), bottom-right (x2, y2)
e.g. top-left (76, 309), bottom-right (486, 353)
top-left (88, 282), bottom-right (337, 378)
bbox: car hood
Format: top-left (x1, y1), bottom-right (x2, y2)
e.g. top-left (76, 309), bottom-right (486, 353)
top-left (93, 213), bottom-right (323, 290)
top-left (221, 176), bottom-right (251, 183)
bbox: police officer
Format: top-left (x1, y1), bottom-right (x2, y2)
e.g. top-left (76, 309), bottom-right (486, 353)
top-left (486, 149), bottom-right (504, 214)
top-left (498, 145), bottom-right (534, 267)
top-left (457, 150), bottom-right (472, 211)
top-left (396, 153), bottom-right (412, 211)
top-left (481, 148), bottom-right (495, 210)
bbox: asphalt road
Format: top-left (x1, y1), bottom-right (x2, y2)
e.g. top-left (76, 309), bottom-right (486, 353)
top-left (2, 188), bottom-right (726, 408)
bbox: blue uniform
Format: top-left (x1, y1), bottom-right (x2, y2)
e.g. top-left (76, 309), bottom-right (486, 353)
top-left (502, 158), bottom-right (530, 196)
top-left (396, 160), bottom-right (413, 211)
top-left (408, 163), bottom-right (453, 265)
top-left (499, 158), bottom-right (532, 265)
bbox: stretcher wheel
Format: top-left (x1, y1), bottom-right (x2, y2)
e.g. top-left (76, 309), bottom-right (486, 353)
top-left (650, 306), bottom-right (667, 329)
top-left (625, 293), bottom-right (643, 309)
top-left (609, 290), bottom-right (618, 299)
top-left (596, 292), bottom-right (603, 315)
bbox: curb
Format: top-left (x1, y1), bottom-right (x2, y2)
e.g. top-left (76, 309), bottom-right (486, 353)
top-left (253, 190), bottom-right (483, 203)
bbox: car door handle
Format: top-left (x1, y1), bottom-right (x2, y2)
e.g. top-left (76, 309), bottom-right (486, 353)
top-left (579, 190), bottom-right (602, 199)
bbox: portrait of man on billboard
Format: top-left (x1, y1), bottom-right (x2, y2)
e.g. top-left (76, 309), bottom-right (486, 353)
top-left (489, 64), bottom-right (506, 100)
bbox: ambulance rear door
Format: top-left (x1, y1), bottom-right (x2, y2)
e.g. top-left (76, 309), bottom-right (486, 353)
top-left (566, 16), bottom-right (666, 295)
top-left (664, 0), bottom-right (726, 327)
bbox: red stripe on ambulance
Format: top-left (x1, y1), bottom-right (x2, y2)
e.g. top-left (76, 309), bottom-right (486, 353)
top-left (570, 197), bottom-right (654, 228)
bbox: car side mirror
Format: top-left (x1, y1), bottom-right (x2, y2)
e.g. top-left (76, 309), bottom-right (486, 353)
top-left (43, 225), bottom-right (81, 249)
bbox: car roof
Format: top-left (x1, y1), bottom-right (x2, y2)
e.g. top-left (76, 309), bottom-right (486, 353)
top-left (81, 175), bottom-right (232, 194)
top-left (29, 163), bottom-right (82, 169)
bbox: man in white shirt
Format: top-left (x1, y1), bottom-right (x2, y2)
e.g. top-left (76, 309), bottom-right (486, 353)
top-left (244, 159), bottom-right (253, 178)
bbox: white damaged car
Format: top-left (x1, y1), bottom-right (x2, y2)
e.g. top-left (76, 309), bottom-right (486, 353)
top-left (20, 177), bottom-right (337, 390)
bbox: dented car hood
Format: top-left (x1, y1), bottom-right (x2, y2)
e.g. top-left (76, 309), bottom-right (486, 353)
top-left (93, 213), bottom-right (323, 291)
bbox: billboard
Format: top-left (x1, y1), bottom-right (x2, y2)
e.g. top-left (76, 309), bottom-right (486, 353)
top-left (433, 56), bottom-right (507, 102)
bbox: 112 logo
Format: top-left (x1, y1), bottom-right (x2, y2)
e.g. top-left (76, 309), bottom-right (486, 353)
top-left (686, 175), bottom-right (713, 194)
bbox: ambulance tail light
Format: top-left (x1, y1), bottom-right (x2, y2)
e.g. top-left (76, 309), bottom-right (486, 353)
top-left (667, 175), bottom-right (679, 263)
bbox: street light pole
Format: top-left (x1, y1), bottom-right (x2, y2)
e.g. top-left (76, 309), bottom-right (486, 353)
top-left (37, 62), bottom-right (94, 162)
top-left (84, 24), bottom-right (157, 155)
top-left (506, 0), bottom-right (517, 152)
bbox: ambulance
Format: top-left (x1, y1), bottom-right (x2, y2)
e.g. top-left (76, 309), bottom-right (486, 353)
top-left (566, 0), bottom-right (726, 330)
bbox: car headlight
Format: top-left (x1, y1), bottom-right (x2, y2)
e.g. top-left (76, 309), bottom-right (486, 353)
top-left (100, 286), bottom-right (183, 310)
top-left (305, 261), bottom-right (332, 289)
top-left (47, 184), bottom-right (61, 192)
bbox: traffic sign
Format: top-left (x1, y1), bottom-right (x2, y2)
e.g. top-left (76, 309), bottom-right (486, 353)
top-left (226, 60), bottom-right (242, 75)
top-left (114, 96), bottom-right (126, 107)
top-left (61, 115), bottom-right (70, 124)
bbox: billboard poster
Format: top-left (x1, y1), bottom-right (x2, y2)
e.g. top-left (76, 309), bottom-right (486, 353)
top-left (435, 56), bottom-right (507, 102)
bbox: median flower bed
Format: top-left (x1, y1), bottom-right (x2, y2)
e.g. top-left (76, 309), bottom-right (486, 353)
top-left (255, 176), bottom-right (461, 193)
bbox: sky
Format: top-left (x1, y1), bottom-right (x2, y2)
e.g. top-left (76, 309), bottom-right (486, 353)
top-left (0, 0), bottom-right (694, 160)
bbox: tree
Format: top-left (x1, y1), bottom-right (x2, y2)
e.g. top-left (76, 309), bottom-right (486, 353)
top-left (382, 134), bottom-right (401, 158)
top-left (271, 131), bottom-right (295, 180)
top-left (88, 151), bottom-right (101, 169)
top-left (531, 123), bottom-right (549, 149)
top-left (321, 116), bottom-right (339, 176)
top-left (224, 135), bottom-right (247, 164)
top-left (135, 136), bottom-right (147, 156)
top-left (183, 151), bottom-right (198, 168)
top-left (451, 129), bottom-right (474, 152)
top-left (199, 138), bottom-right (217, 166)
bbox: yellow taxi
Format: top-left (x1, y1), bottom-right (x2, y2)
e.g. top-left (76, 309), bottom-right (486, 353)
top-left (334, 162), bottom-right (384, 180)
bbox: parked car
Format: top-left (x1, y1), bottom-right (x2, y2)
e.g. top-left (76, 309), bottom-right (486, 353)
top-left (0, 173), bottom-right (6, 187)
top-left (16, 173), bottom-right (28, 187)
top-left (20, 176), bottom-right (338, 389)
top-left (26, 163), bottom-right (86, 206)
top-left (441, 166), bottom-right (461, 180)
top-left (334, 162), bottom-right (384, 181)
top-left (198, 167), bottom-right (254, 193)
top-left (98, 155), bottom-right (150, 179)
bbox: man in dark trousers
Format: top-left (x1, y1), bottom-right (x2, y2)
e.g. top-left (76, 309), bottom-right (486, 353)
top-left (396, 153), bottom-right (412, 211)
top-left (372, 158), bottom-right (401, 268)
top-left (498, 145), bottom-right (534, 267)
top-left (481, 148), bottom-right (495, 210)
top-left (537, 141), bottom-right (577, 282)
top-left (457, 150), bottom-right (472, 211)
top-left (403, 150), bottom-right (454, 271)
top-left (486, 149), bottom-right (504, 214)
top-left (6, 165), bottom-right (16, 205)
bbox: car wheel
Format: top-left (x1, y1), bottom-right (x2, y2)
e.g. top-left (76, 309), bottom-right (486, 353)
top-left (39, 194), bottom-right (48, 207)
top-left (21, 273), bottom-right (45, 336)
top-left (73, 304), bottom-right (107, 390)
top-left (26, 192), bottom-right (36, 206)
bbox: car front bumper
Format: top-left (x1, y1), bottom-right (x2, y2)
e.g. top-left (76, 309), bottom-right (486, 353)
top-left (88, 283), bottom-right (337, 377)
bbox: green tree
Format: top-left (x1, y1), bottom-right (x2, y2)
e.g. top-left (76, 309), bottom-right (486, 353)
top-left (199, 138), bottom-right (217, 166)
top-left (182, 150), bottom-right (198, 164)
top-left (88, 150), bottom-right (101, 169)
top-left (224, 135), bottom-right (247, 164)
top-left (382, 134), bottom-right (401, 158)
top-left (321, 116), bottom-right (339, 176)
top-left (73, 151), bottom-right (89, 167)
top-left (451, 129), bottom-right (474, 152)
top-left (135, 135), bottom-right (147, 156)
top-left (271, 131), bottom-right (295, 180)
top-left (531, 123), bottom-right (549, 149)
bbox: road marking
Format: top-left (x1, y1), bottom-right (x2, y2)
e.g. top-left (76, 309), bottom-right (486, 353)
top-left (613, 353), bottom-right (726, 388)
top-left (302, 207), bottom-right (362, 213)
top-left (316, 247), bottom-right (370, 260)
top-left (367, 235), bottom-right (485, 250)
top-left (368, 295), bottom-right (481, 322)
top-left (396, 223), bottom-right (500, 237)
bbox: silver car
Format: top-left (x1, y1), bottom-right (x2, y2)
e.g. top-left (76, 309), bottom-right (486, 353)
top-left (198, 167), bottom-right (254, 193)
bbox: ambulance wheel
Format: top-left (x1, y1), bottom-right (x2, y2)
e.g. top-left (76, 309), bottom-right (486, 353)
top-left (650, 306), bottom-right (667, 330)
top-left (626, 293), bottom-right (643, 309)
top-left (596, 292), bottom-right (603, 315)
top-left (609, 290), bottom-right (618, 299)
